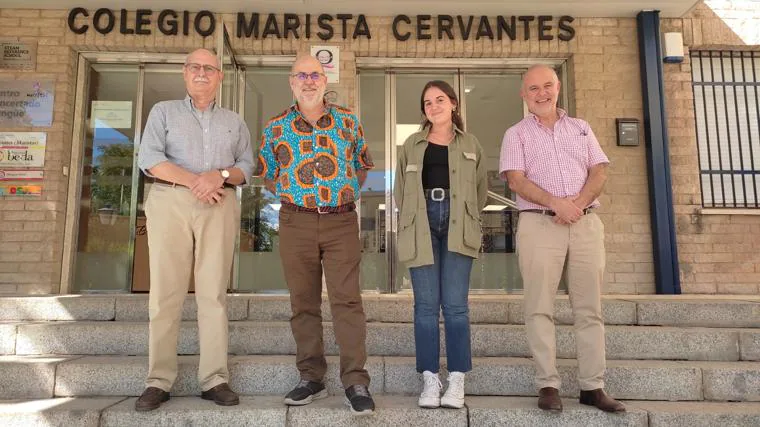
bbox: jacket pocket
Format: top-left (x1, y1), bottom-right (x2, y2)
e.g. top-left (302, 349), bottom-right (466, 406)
top-left (461, 151), bottom-right (477, 182)
top-left (397, 211), bottom-right (417, 262)
top-left (463, 201), bottom-right (482, 250)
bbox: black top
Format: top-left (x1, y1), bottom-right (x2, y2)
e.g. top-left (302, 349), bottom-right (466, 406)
top-left (422, 142), bottom-right (450, 189)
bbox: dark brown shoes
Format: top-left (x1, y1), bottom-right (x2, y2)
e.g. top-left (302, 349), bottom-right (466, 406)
top-left (135, 387), bottom-right (170, 411)
top-left (201, 383), bottom-right (240, 406)
top-left (580, 388), bottom-right (626, 412)
top-left (537, 387), bottom-right (563, 412)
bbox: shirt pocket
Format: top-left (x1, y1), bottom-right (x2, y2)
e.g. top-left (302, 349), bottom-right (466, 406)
top-left (403, 164), bottom-right (419, 196)
top-left (218, 126), bottom-right (241, 150)
top-left (461, 151), bottom-right (477, 182)
top-left (558, 136), bottom-right (589, 165)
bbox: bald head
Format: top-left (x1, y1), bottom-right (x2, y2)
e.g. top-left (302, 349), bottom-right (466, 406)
top-left (522, 64), bottom-right (559, 91)
top-left (291, 54), bottom-right (325, 74)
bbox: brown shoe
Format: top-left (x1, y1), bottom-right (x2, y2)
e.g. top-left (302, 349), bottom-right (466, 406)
top-left (579, 388), bottom-right (626, 412)
top-left (537, 387), bottom-right (562, 412)
top-left (135, 387), bottom-right (170, 411)
top-left (201, 383), bottom-right (240, 406)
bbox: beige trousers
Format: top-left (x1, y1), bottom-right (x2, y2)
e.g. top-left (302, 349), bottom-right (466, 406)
top-left (517, 212), bottom-right (606, 391)
top-left (144, 184), bottom-right (239, 392)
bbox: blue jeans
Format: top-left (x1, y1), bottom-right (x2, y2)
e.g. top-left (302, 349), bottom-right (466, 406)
top-left (409, 198), bottom-right (473, 373)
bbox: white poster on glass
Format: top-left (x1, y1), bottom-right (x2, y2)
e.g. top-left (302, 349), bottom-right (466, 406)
top-left (91, 101), bottom-right (133, 129)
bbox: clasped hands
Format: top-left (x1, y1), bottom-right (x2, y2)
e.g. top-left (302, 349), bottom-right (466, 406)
top-left (190, 170), bottom-right (226, 204)
top-left (549, 196), bottom-right (587, 225)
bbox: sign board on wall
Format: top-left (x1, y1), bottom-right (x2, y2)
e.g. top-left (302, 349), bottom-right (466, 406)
top-left (0, 184), bottom-right (41, 196)
top-left (0, 132), bottom-right (47, 168)
top-left (0, 80), bottom-right (54, 127)
top-left (0, 41), bottom-right (37, 70)
top-left (311, 45), bottom-right (339, 83)
top-left (0, 169), bottom-right (43, 181)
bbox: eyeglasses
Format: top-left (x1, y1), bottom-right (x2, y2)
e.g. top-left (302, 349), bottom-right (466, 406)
top-left (290, 72), bottom-right (325, 82)
top-left (185, 63), bottom-right (220, 74)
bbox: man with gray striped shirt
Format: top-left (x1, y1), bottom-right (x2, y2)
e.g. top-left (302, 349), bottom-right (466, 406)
top-left (136, 48), bottom-right (253, 411)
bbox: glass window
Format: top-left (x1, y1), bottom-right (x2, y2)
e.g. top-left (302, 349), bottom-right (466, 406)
top-left (73, 64), bottom-right (139, 293)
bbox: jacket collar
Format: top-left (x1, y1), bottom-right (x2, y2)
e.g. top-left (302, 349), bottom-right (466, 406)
top-left (413, 124), bottom-right (465, 145)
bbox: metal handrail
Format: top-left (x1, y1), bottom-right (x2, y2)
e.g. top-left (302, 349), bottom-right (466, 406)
top-left (486, 191), bottom-right (518, 210)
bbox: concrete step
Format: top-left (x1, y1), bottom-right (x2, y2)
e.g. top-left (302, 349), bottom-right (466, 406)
top-left (3, 354), bottom-right (759, 402)
top-left (0, 397), bottom-right (126, 427)
top-left (7, 321), bottom-right (759, 361)
top-left (0, 295), bottom-right (757, 328)
top-left (627, 401), bottom-right (760, 427)
top-left (2, 396), bottom-right (758, 427)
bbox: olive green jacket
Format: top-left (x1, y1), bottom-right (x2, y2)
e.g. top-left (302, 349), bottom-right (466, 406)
top-left (394, 127), bottom-right (488, 268)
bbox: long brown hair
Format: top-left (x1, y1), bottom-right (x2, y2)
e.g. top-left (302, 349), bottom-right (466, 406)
top-left (420, 80), bottom-right (465, 131)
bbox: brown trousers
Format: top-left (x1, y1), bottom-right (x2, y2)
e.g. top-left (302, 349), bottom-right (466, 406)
top-left (144, 184), bottom-right (238, 392)
top-left (278, 206), bottom-right (370, 387)
top-left (517, 212), bottom-right (606, 391)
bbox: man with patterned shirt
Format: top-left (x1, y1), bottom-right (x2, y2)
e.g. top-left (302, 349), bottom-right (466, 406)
top-left (499, 64), bottom-right (625, 413)
top-left (254, 54), bottom-right (375, 416)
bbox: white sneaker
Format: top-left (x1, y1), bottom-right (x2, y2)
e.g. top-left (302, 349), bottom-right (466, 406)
top-left (418, 371), bottom-right (442, 408)
top-left (440, 371), bottom-right (465, 409)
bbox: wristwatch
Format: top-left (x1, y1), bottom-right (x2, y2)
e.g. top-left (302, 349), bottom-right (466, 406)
top-left (219, 169), bottom-right (230, 182)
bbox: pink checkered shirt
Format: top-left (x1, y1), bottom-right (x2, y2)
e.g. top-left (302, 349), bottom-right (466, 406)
top-left (499, 109), bottom-right (609, 211)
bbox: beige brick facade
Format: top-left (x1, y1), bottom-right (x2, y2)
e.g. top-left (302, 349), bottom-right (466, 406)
top-left (662, 0), bottom-right (760, 294)
top-left (0, 2), bottom-right (758, 294)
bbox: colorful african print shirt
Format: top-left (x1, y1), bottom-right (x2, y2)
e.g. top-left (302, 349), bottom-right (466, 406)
top-left (254, 103), bottom-right (374, 208)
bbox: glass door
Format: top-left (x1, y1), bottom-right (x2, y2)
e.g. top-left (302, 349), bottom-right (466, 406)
top-left (357, 64), bottom-right (568, 293)
top-left (235, 65), bottom-right (293, 293)
top-left (72, 64), bottom-right (140, 292)
top-left (460, 72), bottom-right (523, 292)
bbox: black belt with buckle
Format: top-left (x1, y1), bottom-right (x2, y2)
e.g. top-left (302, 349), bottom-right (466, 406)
top-left (281, 201), bottom-right (356, 214)
top-left (520, 207), bottom-right (593, 216)
top-left (147, 177), bottom-right (235, 189)
top-left (423, 188), bottom-right (450, 201)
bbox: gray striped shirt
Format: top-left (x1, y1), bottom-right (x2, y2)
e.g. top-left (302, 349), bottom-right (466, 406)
top-left (138, 95), bottom-right (253, 183)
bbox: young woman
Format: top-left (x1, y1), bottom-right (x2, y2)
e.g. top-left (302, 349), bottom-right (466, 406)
top-left (394, 80), bottom-right (487, 409)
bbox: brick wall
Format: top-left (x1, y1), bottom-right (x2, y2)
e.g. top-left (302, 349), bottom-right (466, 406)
top-left (0, 2), bottom-right (755, 295)
top-left (0, 9), bottom-right (77, 294)
top-left (662, 1), bottom-right (760, 294)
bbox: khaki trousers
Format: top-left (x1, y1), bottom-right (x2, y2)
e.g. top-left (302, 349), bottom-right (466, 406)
top-left (144, 184), bottom-right (239, 392)
top-left (278, 206), bottom-right (370, 387)
top-left (517, 212), bottom-right (606, 391)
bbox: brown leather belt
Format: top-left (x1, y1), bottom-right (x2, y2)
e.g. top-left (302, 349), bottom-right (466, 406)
top-left (281, 201), bottom-right (356, 214)
top-left (147, 177), bottom-right (235, 189)
top-left (521, 208), bottom-right (593, 216)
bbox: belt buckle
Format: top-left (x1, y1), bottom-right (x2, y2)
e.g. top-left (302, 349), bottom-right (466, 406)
top-left (317, 205), bottom-right (330, 215)
top-left (430, 188), bottom-right (445, 202)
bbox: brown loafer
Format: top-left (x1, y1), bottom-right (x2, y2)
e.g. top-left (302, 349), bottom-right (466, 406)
top-left (537, 387), bottom-right (562, 412)
top-left (201, 383), bottom-right (240, 406)
top-left (579, 388), bottom-right (626, 412)
top-left (135, 387), bottom-right (170, 412)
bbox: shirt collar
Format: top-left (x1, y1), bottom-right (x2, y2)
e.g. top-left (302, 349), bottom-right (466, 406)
top-left (527, 108), bottom-right (567, 124)
top-left (290, 101), bottom-right (333, 119)
top-left (413, 124), bottom-right (465, 145)
top-left (185, 94), bottom-right (216, 113)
